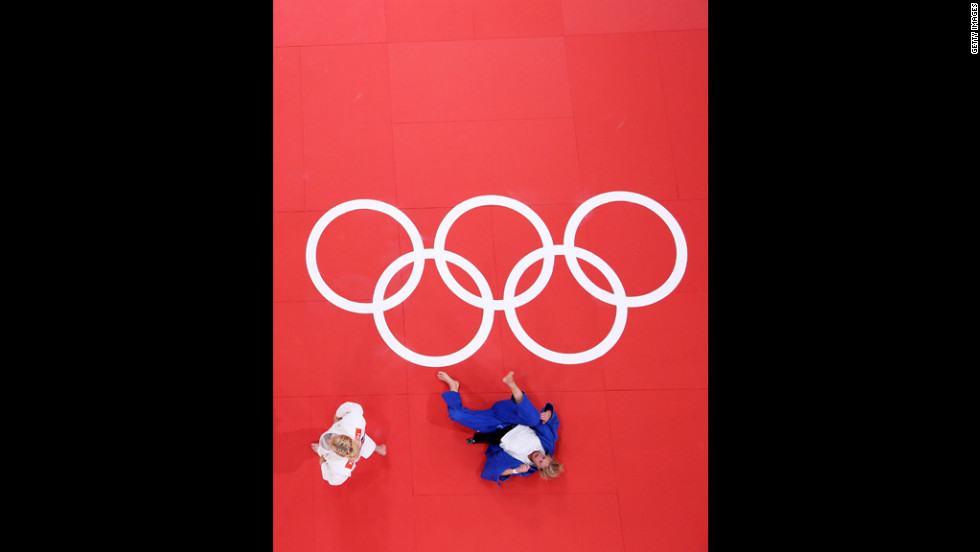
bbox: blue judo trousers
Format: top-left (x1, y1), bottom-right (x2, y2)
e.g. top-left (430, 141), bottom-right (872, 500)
top-left (441, 390), bottom-right (559, 486)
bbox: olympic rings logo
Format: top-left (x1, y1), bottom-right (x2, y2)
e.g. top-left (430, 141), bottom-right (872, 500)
top-left (306, 191), bottom-right (687, 367)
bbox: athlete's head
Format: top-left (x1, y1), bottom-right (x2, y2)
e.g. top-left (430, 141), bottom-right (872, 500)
top-left (530, 451), bottom-right (564, 479)
top-left (329, 435), bottom-right (361, 458)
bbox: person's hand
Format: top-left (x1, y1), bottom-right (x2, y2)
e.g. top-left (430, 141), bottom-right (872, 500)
top-left (540, 410), bottom-right (552, 423)
top-left (515, 464), bottom-right (531, 474)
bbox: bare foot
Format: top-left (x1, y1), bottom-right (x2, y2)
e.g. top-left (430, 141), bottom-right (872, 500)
top-left (376, 444), bottom-right (387, 456)
top-left (503, 371), bottom-right (523, 403)
top-left (437, 371), bottom-right (460, 392)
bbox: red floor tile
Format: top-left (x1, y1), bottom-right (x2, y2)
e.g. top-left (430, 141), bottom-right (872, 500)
top-left (565, 33), bottom-right (669, 118)
top-left (600, 291), bottom-right (708, 390)
top-left (660, 198), bottom-right (708, 294)
top-left (407, 391), bottom-right (503, 495)
top-left (273, 48), bottom-right (304, 212)
top-left (657, 30), bottom-right (709, 200)
top-left (472, 0), bottom-right (564, 39)
top-left (273, 153), bottom-right (305, 213)
top-left (273, 211), bottom-right (321, 304)
top-left (385, 0), bottom-right (474, 43)
top-left (530, 390), bottom-right (618, 493)
top-left (562, 0), bottom-right (709, 34)
top-left (386, 0), bottom-right (569, 42)
top-left (273, 48), bottom-right (303, 158)
top-left (300, 44), bottom-right (396, 210)
top-left (273, 301), bottom-right (410, 397)
top-left (273, 397), bottom-right (315, 552)
top-left (274, 396), bottom-right (316, 475)
top-left (301, 44), bottom-right (393, 130)
top-left (388, 38), bottom-right (573, 122)
top-left (413, 493), bottom-right (625, 552)
top-left (565, 33), bottom-right (678, 195)
top-left (273, 0), bottom-right (387, 47)
top-left (607, 389), bottom-right (708, 552)
top-left (392, 119), bottom-right (581, 209)
top-left (573, 113), bottom-right (679, 197)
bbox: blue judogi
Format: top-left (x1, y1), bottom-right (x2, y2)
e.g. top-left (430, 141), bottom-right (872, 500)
top-left (441, 390), bottom-right (559, 486)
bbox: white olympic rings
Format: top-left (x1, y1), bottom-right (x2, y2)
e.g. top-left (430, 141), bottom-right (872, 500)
top-left (305, 192), bottom-right (687, 367)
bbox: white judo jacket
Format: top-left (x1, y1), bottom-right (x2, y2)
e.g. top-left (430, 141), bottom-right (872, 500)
top-left (315, 402), bottom-right (378, 485)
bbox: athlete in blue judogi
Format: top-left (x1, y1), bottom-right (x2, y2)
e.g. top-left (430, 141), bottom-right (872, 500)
top-left (437, 371), bottom-right (564, 486)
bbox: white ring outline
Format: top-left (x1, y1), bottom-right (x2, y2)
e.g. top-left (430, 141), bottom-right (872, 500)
top-left (305, 192), bottom-right (687, 365)
top-left (372, 248), bottom-right (495, 368)
top-left (563, 191), bottom-right (688, 308)
top-left (306, 199), bottom-right (426, 315)
top-left (433, 195), bottom-right (554, 310)
top-left (503, 245), bottom-right (628, 365)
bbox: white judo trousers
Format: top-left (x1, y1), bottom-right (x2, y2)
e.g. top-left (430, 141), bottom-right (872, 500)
top-left (315, 402), bottom-right (378, 485)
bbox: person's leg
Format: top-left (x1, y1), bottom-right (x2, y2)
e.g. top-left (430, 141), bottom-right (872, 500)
top-left (359, 433), bottom-right (379, 458)
top-left (468, 424), bottom-right (515, 444)
top-left (502, 371), bottom-right (523, 403)
top-left (489, 372), bottom-right (545, 426)
top-left (438, 372), bottom-right (502, 432)
top-left (437, 371), bottom-right (459, 392)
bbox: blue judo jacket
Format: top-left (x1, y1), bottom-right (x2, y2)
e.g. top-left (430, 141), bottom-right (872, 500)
top-left (442, 390), bottom-right (559, 486)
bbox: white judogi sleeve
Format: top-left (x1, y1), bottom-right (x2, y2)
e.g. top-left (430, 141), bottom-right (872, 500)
top-left (320, 453), bottom-right (354, 486)
top-left (334, 401), bottom-right (364, 420)
top-left (316, 402), bottom-right (378, 485)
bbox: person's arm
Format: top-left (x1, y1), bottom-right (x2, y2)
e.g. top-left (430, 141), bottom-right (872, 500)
top-left (482, 451), bottom-right (525, 482)
top-left (320, 457), bottom-right (351, 486)
top-left (335, 402), bottom-right (364, 421)
top-left (359, 433), bottom-right (378, 458)
top-left (512, 395), bottom-right (545, 426)
top-left (538, 403), bottom-right (559, 444)
top-left (501, 464), bottom-right (531, 477)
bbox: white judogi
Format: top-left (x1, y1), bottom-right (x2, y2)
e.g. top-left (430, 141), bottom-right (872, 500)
top-left (499, 424), bottom-right (546, 465)
top-left (316, 402), bottom-right (378, 486)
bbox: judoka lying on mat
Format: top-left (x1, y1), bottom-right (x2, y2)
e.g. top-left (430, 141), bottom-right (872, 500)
top-left (437, 371), bottom-right (564, 486)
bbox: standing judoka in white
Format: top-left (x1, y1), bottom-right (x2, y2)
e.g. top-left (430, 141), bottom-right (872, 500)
top-left (310, 401), bottom-right (387, 485)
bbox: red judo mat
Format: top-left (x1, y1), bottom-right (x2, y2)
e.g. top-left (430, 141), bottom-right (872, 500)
top-left (274, 1), bottom-right (707, 550)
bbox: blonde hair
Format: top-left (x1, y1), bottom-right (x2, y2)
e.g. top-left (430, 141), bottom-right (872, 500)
top-left (329, 435), bottom-right (361, 459)
top-left (538, 457), bottom-right (564, 480)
